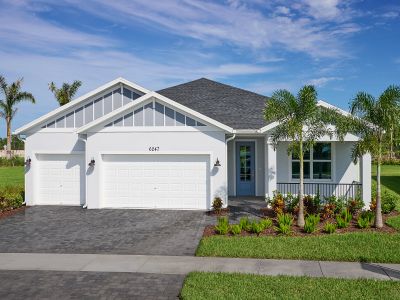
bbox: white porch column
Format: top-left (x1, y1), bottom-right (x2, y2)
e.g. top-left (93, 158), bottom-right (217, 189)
top-left (266, 139), bottom-right (277, 198)
top-left (360, 153), bottom-right (371, 208)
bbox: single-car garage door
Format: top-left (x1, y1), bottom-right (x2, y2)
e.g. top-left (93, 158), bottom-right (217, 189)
top-left (36, 154), bottom-right (85, 205)
top-left (102, 154), bottom-right (209, 209)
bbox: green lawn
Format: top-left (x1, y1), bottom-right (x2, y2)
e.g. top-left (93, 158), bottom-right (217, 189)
top-left (372, 164), bottom-right (400, 197)
top-left (181, 272), bottom-right (400, 300)
top-left (386, 216), bottom-right (400, 231)
top-left (0, 166), bottom-right (24, 187)
top-left (196, 232), bottom-right (400, 263)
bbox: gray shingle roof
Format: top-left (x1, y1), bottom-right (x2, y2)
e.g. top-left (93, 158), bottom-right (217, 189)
top-left (157, 78), bottom-right (268, 130)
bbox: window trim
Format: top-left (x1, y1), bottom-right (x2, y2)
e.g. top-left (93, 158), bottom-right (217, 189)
top-left (289, 142), bottom-right (335, 182)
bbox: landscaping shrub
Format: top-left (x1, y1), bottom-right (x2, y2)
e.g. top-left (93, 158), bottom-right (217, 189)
top-left (0, 185), bottom-right (24, 211)
top-left (259, 218), bottom-right (272, 230)
top-left (357, 216), bottom-right (371, 229)
top-left (212, 197), bottom-right (223, 213)
top-left (250, 221), bottom-right (264, 235)
top-left (277, 213), bottom-right (293, 226)
top-left (341, 209), bottom-right (353, 223)
top-left (336, 216), bottom-right (349, 229)
top-left (268, 191), bottom-right (285, 215)
top-left (347, 198), bottom-right (364, 214)
top-left (230, 224), bottom-right (242, 235)
top-left (275, 223), bottom-right (291, 235)
top-left (239, 216), bottom-right (252, 232)
top-left (303, 195), bottom-right (320, 215)
top-left (215, 217), bottom-right (229, 235)
top-left (275, 213), bottom-right (293, 235)
top-left (304, 214), bottom-right (320, 233)
top-left (360, 210), bottom-right (374, 224)
top-left (321, 203), bottom-right (335, 219)
top-left (324, 222), bottom-right (336, 234)
top-left (285, 193), bottom-right (299, 214)
top-left (0, 156), bottom-right (24, 167)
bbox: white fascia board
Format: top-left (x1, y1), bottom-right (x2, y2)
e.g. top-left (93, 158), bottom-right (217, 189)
top-left (14, 77), bottom-right (151, 135)
top-left (77, 92), bottom-right (234, 134)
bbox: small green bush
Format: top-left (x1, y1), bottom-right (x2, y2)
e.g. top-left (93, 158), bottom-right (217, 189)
top-left (277, 213), bottom-right (293, 226)
top-left (259, 218), bottom-right (272, 230)
top-left (0, 156), bottom-right (25, 167)
top-left (357, 216), bottom-right (371, 229)
top-left (323, 222), bottom-right (336, 234)
top-left (250, 221), bottom-right (264, 235)
top-left (275, 223), bottom-right (291, 235)
top-left (239, 216), bottom-right (252, 232)
top-left (360, 210), bottom-right (374, 223)
top-left (275, 213), bottom-right (293, 235)
top-left (341, 209), bottom-right (353, 223)
top-left (0, 185), bottom-right (24, 211)
top-left (304, 214), bottom-right (320, 233)
top-left (215, 217), bottom-right (229, 235)
top-left (230, 224), bottom-right (242, 235)
top-left (212, 197), bottom-right (223, 212)
top-left (381, 192), bottom-right (397, 214)
top-left (336, 216), bottom-right (349, 229)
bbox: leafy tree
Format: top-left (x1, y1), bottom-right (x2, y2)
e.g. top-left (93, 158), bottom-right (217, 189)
top-left (348, 86), bottom-right (400, 228)
top-left (0, 135), bottom-right (24, 150)
top-left (49, 80), bottom-right (82, 106)
top-left (264, 85), bottom-right (340, 227)
top-left (0, 76), bottom-right (35, 158)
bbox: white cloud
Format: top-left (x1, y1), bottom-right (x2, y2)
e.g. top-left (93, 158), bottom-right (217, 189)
top-left (307, 76), bottom-right (342, 87)
top-left (304, 0), bottom-right (340, 20)
top-left (382, 11), bottom-right (399, 19)
top-left (68, 0), bottom-right (359, 58)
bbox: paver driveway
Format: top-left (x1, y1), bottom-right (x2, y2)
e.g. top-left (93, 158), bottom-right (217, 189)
top-left (0, 206), bottom-right (213, 255)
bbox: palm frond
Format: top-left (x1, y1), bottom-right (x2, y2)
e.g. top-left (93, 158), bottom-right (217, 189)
top-left (350, 92), bottom-right (375, 119)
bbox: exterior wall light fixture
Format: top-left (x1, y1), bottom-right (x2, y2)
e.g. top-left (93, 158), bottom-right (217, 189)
top-left (88, 158), bottom-right (95, 167)
top-left (25, 157), bottom-right (31, 166)
top-left (214, 158), bottom-right (221, 167)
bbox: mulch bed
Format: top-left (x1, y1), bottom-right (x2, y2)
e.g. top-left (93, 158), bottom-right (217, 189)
top-left (0, 205), bottom-right (27, 220)
top-left (203, 208), bottom-right (400, 237)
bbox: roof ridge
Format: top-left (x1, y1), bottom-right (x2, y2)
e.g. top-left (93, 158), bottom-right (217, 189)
top-left (158, 78), bottom-right (267, 98)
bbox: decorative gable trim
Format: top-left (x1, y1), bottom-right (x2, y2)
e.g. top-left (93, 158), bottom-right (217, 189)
top-left (77, 92), bottom-right (234, 133)
top-left (14, 77), bottom-right (150, 134)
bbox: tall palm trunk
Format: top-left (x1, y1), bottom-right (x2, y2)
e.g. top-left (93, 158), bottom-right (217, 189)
top-left (375, 142), bottom-right (383, 228)
top-left (6, 116), bottom-right (12, 159)
top-left (389, 129), bottom-right (394, 160)
top-left (297, 138), bottom-right (305, 227)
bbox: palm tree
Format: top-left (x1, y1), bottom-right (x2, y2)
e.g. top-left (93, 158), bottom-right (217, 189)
top-left (264, 85), bottom-right (340, 227)
top-left (49, 80), bottom-right (82, 106)
top-left (0, 76), bottom-right (35, 158)
top-left (348, 86), bottom-right (400, 228)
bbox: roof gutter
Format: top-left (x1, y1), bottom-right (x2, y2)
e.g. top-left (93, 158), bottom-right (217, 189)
top-left (78, 134), bottom-right (88, 209)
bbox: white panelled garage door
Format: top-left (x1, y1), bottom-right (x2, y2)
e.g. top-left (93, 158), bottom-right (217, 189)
top-left (102, 154), bottom-right (209, 209)
top-left (36, 154), bottom-right (85, 205)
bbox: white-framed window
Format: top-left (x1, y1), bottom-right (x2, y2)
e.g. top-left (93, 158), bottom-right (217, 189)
top-left (291, 143), bottom-right (332, 180)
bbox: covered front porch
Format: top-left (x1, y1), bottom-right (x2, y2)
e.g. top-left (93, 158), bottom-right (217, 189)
top-left (227, 134), bottom-right (371, 207)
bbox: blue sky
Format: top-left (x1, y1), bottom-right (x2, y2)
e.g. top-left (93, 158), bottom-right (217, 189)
top-left (1, 0), bottom-right (400, 136)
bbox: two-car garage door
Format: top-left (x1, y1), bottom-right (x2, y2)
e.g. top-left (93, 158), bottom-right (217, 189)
top-left (102, 154), bottom-right (209, 209)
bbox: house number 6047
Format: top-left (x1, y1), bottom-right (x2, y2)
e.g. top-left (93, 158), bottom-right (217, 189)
top-left (149, 146), bottom-right (159, 151)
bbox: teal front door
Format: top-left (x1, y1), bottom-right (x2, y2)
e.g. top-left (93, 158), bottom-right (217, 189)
top-left (236, 142), bottom-right (255, 196)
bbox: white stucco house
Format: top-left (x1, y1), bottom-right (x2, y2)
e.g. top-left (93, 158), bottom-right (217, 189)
top-left (15, 77), bottom-right (371, 210)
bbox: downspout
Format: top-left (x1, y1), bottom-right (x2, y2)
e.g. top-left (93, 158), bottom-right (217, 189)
top-left (225, 134), bottom-right (236, 207)
top-left (78, 135), bottom-right (88, 209)
top-left (17, 135), bottom-right (27, 205)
